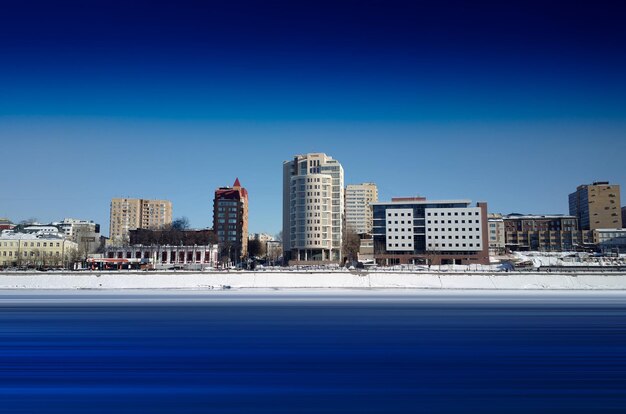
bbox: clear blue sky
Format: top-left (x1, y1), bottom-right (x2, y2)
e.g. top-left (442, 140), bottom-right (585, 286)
top-left (1, 1), bottom-right (625, 236)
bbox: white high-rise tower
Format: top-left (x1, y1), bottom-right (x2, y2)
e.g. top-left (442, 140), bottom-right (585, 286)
top-left (282, 153), bottom-right (344, 263)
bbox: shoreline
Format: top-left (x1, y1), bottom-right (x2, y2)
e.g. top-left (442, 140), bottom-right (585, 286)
top-left (1, 270), bottom-right (626, 290)
top-left (2, 289), bottom-right (626, 308)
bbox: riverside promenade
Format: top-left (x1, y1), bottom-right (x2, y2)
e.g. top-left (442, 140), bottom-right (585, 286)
top-left (1, 269), bottom-right (626, 290)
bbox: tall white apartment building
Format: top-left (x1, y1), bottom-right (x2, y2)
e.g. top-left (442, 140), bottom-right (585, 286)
top-left (283, 153), bottom-right (344, 263)
top-left (345, 183), bottom-right (378, 235)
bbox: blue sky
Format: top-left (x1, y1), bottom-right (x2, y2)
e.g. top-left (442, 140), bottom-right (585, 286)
top-left (1, 0), bottom-right (625, 236)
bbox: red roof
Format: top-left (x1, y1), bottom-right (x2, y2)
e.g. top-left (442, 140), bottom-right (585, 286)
top-left (215, 178), bottom-right (247, 200)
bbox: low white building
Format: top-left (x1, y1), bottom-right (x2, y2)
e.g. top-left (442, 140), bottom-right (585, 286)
top-left (248, 233), bottom-right (275, 243)
top-left (53, 218), bottom-right (100, 239)
top-left (104, 244), bottom-right (219, 269)
top-left (594, 229), bottom-right (626, 253)
top-left (23, 225), bottom-right (61, 237)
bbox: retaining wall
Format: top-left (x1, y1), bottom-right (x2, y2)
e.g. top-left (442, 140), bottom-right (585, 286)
top-left (1, 270), bottom-right (626, 290)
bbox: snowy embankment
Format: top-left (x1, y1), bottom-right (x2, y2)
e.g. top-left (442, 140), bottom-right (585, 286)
top-left (1, 270), bottom-right (626, 290)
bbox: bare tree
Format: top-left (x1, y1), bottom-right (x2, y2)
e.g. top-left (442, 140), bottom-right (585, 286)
top-left (15, 250), bottom-right (24, 269)
top-left (248, 239), bottom-right (266, 258)
top-left (67, 247), bottom-right (82, 270)
top-left (171, 217), bottom-right (190, 231)
top-left (266, 241), bottom-right (283, 265)
top-left (219, 241), bottom-right (235, 267)
top-left (342, 226), bottom-right (361, 264)
top-left (74, 226), bottom-right (96, 261)
top-left (130, 228), bottom-right (217, 246)
top-left (19, 218), bottom-right (38, 225)
top-left (49, 252), bottom-right (62, 268)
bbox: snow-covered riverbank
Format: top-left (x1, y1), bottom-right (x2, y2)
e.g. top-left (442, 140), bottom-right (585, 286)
top-left (1, 270), bottom-right (626, 290)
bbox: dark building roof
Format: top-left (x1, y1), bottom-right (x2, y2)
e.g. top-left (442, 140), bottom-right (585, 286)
top-left (215, 178), bottom-right (248, 200)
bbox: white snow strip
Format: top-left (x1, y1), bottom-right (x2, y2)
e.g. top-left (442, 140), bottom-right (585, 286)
top-left (1, 270), bottom-right (626, 290)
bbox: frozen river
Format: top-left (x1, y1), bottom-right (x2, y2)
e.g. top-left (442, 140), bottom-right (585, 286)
top-left (1, 290), bottom-right (626, 413)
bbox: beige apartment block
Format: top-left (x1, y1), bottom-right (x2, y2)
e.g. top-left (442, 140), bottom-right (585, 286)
top-left (488, 213), bottom-right (506, 254)
top-left (345, 183), bottom-right (378, 235)
top-left (110, 198), bottom-right (172, 245)
top-left (569, 182), bottom-right (622, 230)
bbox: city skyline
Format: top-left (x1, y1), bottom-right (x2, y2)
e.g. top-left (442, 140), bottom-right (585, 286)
top-left (1, 1), bottom-right (625, 235)
top-left (0, 135), bottom-right (624, 237)
top-left (2, 3), bottom-right (626, 412)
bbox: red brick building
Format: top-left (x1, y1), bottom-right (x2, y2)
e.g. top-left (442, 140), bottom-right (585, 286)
top-left (213, 178), bottom-right (249, 262)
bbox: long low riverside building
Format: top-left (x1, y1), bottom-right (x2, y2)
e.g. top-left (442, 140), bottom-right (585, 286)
top-left (503, 214), bottom-right (592, 252)
top-left (104, 245), bottom-right (219, 268)
top-left (0, 233), bottom-right (77, 268)
top-left (594, 229), bottom-right (626, 254)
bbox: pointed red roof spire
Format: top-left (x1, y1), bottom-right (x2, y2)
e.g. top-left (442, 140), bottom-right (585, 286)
top-left (233, 177), bottom-right (241, 187)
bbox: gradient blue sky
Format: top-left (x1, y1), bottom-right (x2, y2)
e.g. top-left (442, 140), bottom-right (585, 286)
top-left (1, 0), bottom-right (625, 236)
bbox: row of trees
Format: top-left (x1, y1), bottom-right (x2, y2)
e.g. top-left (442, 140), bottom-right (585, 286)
top-left (245, 228), bottom-right (361, 264)
top-left (245, 228), bottom-right (362, 265)
top-left (129, 218), bottom-right (218, 246)
top-left (17, 217), bottom-right (361, 266)
top-left (8, 248), bottom-right (82, 270)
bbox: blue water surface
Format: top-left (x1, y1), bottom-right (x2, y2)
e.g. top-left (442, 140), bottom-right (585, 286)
top-left (1, 291), bottom-right (625, 413)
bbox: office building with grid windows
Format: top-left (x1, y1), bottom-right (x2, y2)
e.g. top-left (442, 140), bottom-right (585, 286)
top-left (372, 198), bottom-right (489, 266)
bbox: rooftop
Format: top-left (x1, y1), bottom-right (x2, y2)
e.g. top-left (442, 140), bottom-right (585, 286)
top-left (504, 214), bottom-right (576, 220)
top-left (0, 233), bottom-right (39, 240)
top-left (371, 199), bottom-right (471, 206)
